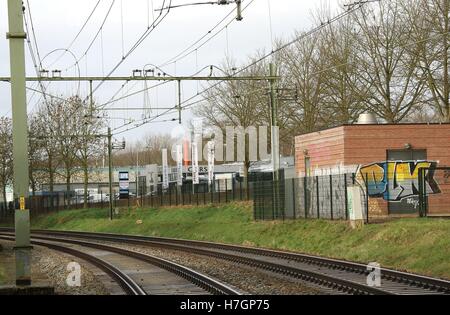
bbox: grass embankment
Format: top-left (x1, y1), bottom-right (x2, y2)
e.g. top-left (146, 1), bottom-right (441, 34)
top-left (30, 202), bottom-right (450, 279)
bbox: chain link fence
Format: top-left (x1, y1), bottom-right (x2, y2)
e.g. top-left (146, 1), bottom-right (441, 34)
top-left (0, 178), bottom-right (252, 223)
top-left (253, 174), bottom-right (369, 222)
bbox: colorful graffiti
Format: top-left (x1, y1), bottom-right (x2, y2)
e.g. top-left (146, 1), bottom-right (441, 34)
top-left (358, 161), bottom-right (441, 201)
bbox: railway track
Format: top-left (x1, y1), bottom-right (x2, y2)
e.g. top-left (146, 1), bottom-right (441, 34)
top-left (1, 229), bottom-right (449, 295)
top-left (0, 233), bottom-right (241, 295)
top-left (0, 235), bottom-right (146, 295)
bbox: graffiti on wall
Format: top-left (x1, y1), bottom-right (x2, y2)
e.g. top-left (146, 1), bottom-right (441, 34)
top-left (357, 161), bottom-right (441, 202)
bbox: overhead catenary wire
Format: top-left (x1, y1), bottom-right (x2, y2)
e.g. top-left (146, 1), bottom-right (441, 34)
top-left (46, 0), bottom-right (102, 69)
top-left (23, 0), bottom-right (49, 112)
top-left (158, 0), bottom-right (256, 68)
top-left (63, 0), bottom-right (117, 72)
top-left (23, 6), bottom-right (52, 113)
top-left (267, 0), bottom-right (274, 54)
top-left (25, 0), bottom-right (43, 70)
top-left (86, 0), bottom-right (172, 103)
top-left (96, 65), bottom-right (229, 110)
top-left (110, 0), bottom-right (379, 136)
top-left (105, 0), bottom-right (252, 111)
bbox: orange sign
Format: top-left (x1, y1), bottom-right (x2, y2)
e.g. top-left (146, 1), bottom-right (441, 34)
top-left (19, 197), bottom-right (25, 210)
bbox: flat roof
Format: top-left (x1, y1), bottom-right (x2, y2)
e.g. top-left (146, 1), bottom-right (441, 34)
top-left (295, 122), bottom-right (450, 137)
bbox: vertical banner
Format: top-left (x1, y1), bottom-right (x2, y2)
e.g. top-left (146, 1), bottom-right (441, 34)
top-left (176, 144), bottom-right (183, 186)
top-left (192, 141), bottom-right (199, 185)
top-left (162, 149), bottom-right (169, 189)
top-left (207, 141), bottom-right (215, 185)
top-left (118, 171), bottom-right (130, 199)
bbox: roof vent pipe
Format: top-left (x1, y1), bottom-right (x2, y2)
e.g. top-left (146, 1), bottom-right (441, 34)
top-left (356, 112), bottom-right (378, 125)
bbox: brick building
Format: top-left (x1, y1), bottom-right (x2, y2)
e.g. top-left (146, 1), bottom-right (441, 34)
top-left (295, 122), bottom-right (450, 217)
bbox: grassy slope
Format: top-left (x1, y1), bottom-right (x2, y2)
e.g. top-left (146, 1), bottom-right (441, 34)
top-left (30, 202), bottom-right (450, 279)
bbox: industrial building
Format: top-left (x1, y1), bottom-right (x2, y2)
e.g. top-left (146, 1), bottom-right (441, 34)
top-left (295, 115), bottom-right (450, 217)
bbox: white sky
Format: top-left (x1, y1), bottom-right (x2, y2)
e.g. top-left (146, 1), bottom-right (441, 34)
top-left (0, 0), bottom-right (343, 143)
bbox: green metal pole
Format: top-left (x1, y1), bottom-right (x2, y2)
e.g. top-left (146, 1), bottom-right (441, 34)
top-left (108, 127), bottom-right (113, 220)
top-left (270, 63), bottom-right (279, 181)
top-left (7, 0), bottom-right (32, 286)
top-left (178, 80), bottom-right (182, 124)
top-left (269, 63), bottom-right (281, 218)
top-left (89, 80), bottom-right (94, 114)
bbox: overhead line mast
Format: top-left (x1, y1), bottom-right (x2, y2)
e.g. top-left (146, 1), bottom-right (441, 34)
top-left (7, 0), bottom-right (31, 286)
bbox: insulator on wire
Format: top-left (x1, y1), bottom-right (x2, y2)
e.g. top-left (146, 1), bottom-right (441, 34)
top-left (236, 0), bottom-right (243, 21)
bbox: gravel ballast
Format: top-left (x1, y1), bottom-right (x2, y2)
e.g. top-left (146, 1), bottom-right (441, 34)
top-left (0, 240), bottom-right (109, 295)
top-left (92, 240), bottom-right (324, 295)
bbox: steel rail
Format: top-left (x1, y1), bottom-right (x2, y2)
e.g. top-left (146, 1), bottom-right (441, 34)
top-left (0, 235), bottom-right (146, 295)
top-left (2, 228), bottom-right (448, 294)
top-left (0, 232), bottom-right (241, 295)
top-left (17, 229), bottom-right (450, 295)
top-left (0, 230), bottom-right (390, 295)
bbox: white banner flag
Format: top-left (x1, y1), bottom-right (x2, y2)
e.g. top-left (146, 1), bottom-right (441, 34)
top-left (176, 144), bottom-right (183, 186)
top-left (207, 141), bottom-right (215, 185)
top-left (192, 141), bottom-right (199, 185)
top-left (162, 149), bottom-right (169, 189)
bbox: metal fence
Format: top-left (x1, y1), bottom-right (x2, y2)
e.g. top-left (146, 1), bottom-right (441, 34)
top-left (419, 167), bottom-right (450, 217)
top-left (253, 174), bottom-right (369, 222)
top-left (0, 179), bottom-right (252, 222)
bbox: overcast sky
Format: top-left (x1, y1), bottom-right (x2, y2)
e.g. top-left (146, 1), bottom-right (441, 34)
top-left (0, 0), bottom-right (343, 143)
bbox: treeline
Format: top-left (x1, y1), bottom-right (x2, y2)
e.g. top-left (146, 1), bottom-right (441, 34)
top-left (196, 0), bottom-right (449, 155)
top-left (0, 96), bottom-right (105, 208)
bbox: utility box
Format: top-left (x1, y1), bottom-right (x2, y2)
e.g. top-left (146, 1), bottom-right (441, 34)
top-left (347, 186), bottom-right (364, 228)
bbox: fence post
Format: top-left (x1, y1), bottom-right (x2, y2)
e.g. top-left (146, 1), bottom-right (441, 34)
top-left (344, 174), bottom-right (348, 220)
top-left (218, 180), bottom-right (221, 204)
top-left (365, 173), bottom-right (369, 224)
top-left (292, 178), bottom-right (296, 219)
top-left (240, 181), bottom-right (243, 200)
top-left (189, 182), bottom-right (192, 204)
top-left (253, 181), bottom-right (257, 221)
top-left (232, 179), bottom-right (235, 201)
top-left (225, 180), bottom-right (228, 203)
top-left (181, 184), bottom-right (184, 205)
top-left (210, 182), bottom-right (214, 204)
top-left (419, 168), bottom-right (425, 217)
top-left (196, 185), bottom-right (199, 206)
top-left (151, 188), bottom-right (154, 208)
top-left (203, 183), bottom-right (206, 204)
top-left (330, 174), bottom-right (333, 220)
top-left (303, 177), bottom-right (308, 219)
top-left (169, 184), bottom-right (172, 206)
top-left (316, 176), bottom-right (320, 219)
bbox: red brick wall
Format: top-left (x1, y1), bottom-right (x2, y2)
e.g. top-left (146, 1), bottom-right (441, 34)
top-left (295, 124), bottom-right (450, 216)
top-left (343, 124), bottom-right (450, 166)
top-left (344, 124), bottom-right (450, 216)
top-left (295, 126), bottom-right (345, 176)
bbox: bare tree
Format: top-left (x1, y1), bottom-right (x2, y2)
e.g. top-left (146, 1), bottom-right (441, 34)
top-left (0, 117), bottom-right (13, 209)
top-left (320, 14), bottom-right (368, 125)
top-left (194, 58), bottom-right (269, 183)
top-left (352, 0), bottom-right (425, 122)
top-left (34, 100), bottom-right (61, 208)
top-left (28, 114), bottom-right (47, 197)
top-left (278, 32), bottom-right (328, 136)
top-left (406, 0), bottom-right (450, 121)
top-left (72, 97), bottom-right (106, 208)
